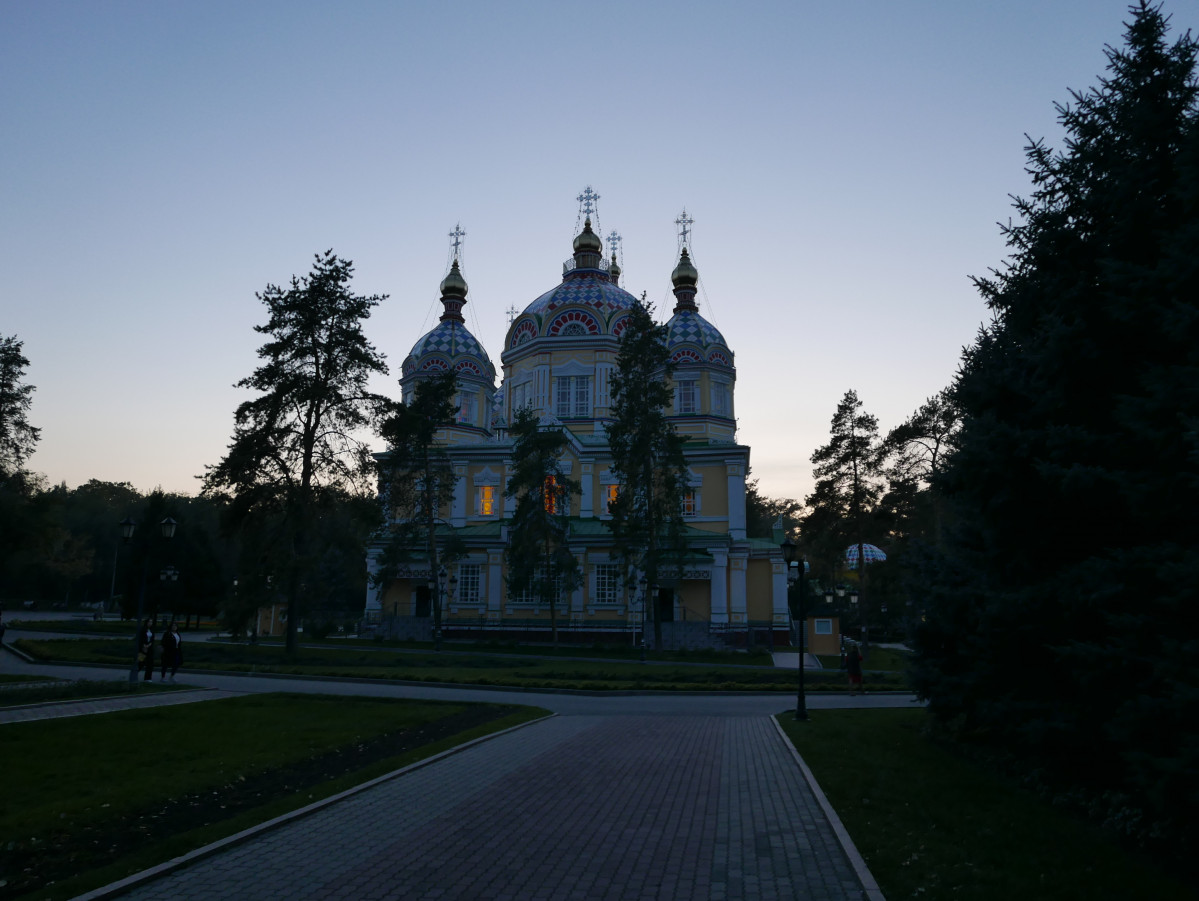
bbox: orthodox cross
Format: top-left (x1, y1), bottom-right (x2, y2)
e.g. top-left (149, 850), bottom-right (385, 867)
top-left (675, 209), bottom-right (694, 249)
top-left (506, 304), bottom-right (518, 325)
top-left (607, 230), bottom-right (622, 260)
top-left (448, 223), bottom-right (466, 258)
top-left (577, 185), bottom-right (600, 217)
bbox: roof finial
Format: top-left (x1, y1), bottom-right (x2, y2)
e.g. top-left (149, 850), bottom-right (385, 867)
top-left (606, 230), bottom-right (622, 260)
top-left (675, 208), bottom-right (694, 251)
top-left (577, 185), bottom-right (600, 218)
top-left (448, 222), bottom-right (466, 260)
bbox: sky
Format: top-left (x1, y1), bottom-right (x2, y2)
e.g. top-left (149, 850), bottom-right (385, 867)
top-left (3, 0), bottom-right (1192, 505)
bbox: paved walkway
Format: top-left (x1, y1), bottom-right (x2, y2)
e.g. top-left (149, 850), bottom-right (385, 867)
top-left (2, 642), bottom-right (902, 900)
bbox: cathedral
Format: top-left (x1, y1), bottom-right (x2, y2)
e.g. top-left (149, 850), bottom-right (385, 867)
top-left (364, 192), bottom-right (790, 647)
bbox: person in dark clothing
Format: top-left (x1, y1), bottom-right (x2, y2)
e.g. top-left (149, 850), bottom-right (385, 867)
top-left (846, 642), bottom-right (863, 695)
top-left (160, 622), bottom-right (182, 682)
top-left (137, 620), bottom-right (155, 681)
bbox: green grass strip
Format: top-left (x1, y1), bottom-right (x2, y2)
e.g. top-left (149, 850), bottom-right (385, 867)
top-left (777, 708), bottom-right (1189, 900)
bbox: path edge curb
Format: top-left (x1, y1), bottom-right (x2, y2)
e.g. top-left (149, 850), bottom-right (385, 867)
top-left (70, 712), bottom-right (556, 900)
top-left (771, 716), bottom-right (887, 901)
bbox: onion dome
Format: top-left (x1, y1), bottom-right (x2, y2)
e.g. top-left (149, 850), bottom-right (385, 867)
top-left (504, 221), bottom-right (639, 350)
top-left (609, 253), bottom-right (622, 286)
top-left (571, 217), bottom-right (605, 269)
top-left (664, 249), bottom-right (733, 367)
top-left (671, 248), bottom-right (699, 313)
top-left (401, 261), bottom-right (496, 383)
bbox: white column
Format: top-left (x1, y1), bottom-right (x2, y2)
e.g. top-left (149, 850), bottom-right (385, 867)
top-left (726, 460), bottom-right (746, 540)
top-left (580, 462), bottom-right (594, 518)
top-left (364, 553), bottom-right (382, 616)
top-left (772, 559), bottom-right (789, 627)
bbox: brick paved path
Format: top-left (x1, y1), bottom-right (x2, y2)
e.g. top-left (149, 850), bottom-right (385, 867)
top-left (113, 714), bottom-right (869, 901)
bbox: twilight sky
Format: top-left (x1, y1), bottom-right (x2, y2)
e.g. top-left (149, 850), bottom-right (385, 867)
top-left (3, 1), bottom-right (1189, 504)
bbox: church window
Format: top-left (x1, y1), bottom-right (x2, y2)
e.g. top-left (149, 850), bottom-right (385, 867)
top-left (712, 381), bottom-right (729, 416)
top-left (477, 485), bottom-right (495, 516)
top-left (509, 567), bottom-right (561, 605)
top-left (605, 484), bottom-right (619, 513)
top-left (676, 380), bottom-right (699, 415)
top-left (457, 564), bottom-right (481, 604)
top-left (544, 476), bottom-right (567, 514)
top-left (456, 391), bottom-right (477, 425)
top-left (562, 322), bottom-right (587, 336)
top-left (594, 564), bottom-right (621, 604)
top-left (556, 376), bottom-right (591, 418)
top-left (683, 489), bottom-right (699, 516)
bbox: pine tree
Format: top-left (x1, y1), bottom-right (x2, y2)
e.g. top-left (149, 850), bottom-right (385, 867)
top-left (504, 406), bottom-right (582, 646)
top-left (607, 300), bottom-right (689, 649)
top-left (202, 251), bottom-right (391, 655)
top-left (914, 3), bottom-right (1199, 857)
top-left (0, 334), bottom-right (40, 482)
top-left (804, 389), bottom-right (885, 643)
top-left (376, 371), bottom-right (461, 650)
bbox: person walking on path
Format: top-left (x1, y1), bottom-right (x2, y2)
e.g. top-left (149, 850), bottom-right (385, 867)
top-left (846, 642), bottom-right (863, 695)
top-left (137, 620), bottom-right (155, 681)
top-left (160, 622), bottom-right (182, 682)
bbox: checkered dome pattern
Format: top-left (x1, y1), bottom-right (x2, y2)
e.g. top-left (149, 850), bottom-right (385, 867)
top-left (522, 272), bottom-right (639, 332)
top-left (402, 321), bottom-right (496, 379)
top-left (667, 310), bottom-right (730, 353)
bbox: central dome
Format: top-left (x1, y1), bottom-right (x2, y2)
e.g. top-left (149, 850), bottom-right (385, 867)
top-left (505, 218), bottom-right (640, 350)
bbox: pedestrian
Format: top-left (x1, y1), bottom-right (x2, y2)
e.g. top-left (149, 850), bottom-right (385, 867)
top-left (137, 619), bottom-right (155, 681)
top-left (846, 642), bottom-right (863, 695)
top-left (160, 622), bottom-right (182, 682)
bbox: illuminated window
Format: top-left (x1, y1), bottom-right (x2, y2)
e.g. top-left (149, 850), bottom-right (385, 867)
top-left (676, 379), bottom-right (698, 414)
top-left (543, 476), bottom-right (567, 515)
top-left (477, 485), bottom-right (495, 516)
top-left (605, 484), bottom-right (619, 513)
top-left (683, 489), bottom-right (699, 516)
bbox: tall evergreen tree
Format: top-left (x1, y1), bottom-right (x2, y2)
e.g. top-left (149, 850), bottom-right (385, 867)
top-left (376, 371), bottom-right (461, 650)
top-left (914, 3), bottom-right (1199, 858)
top-left (202, 251), bottom-right (390, 654)
top-left (504, 406), bottom-right (582, 647)
top-left (607, 300), bottom-right (689, 649)
top-left (0, 334), bottom-right (40, 482)
top-left (804, 389), bottom-right (885, 643)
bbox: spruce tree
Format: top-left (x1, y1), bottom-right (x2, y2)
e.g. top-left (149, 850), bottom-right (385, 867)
top-left (914, 3), bottom-right (1199, 856)
top-left (504, 406), bottom-right (582, 647)
top-left (607, 299), bottom-right (689, 649)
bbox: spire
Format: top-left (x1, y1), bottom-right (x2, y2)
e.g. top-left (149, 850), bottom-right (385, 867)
top-left (671, 209), bottom-right (699, 313)
top-left (607, 230), bottom-right (622, 285)
top-left (671, 247), bottom-right (699, 313)
top-left (439, 258), bottom-right (468, 322)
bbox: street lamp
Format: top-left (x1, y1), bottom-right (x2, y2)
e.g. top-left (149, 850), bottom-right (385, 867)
top-left (780, 537), bottom-right (808, 722)
top-left (127, 517), bottom-right (177, 684)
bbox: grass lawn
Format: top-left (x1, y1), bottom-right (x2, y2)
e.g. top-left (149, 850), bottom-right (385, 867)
top-left (16, 638), bottom-right (909, 692)
top-left (0, 693), bottom-right (547, 901)
top-left (778, 708), bottom-right (1191, 901)
top-left (0, 678), bottom-right (189, 707)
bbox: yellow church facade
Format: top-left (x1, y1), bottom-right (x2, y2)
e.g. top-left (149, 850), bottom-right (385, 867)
top-left (365, 200), bottom-right (789, 647)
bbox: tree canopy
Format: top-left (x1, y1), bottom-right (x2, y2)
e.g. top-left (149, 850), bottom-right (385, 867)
top-left (0, 334), bottom-right (40, 483)
top-left (913, 2), bottom-right (1199, 861)
top-left (606, 299), bottom-right (689, 648)
top-left (202, 250), bottom-right (390, 653)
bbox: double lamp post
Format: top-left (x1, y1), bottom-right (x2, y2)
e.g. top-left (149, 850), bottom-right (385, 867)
top-left (780, 537), bottom-right (807, 722)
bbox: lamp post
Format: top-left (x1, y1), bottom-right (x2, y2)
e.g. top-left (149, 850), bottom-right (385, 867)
top-left (780, 537), bottom-right (808, 721)
top-left (126, 517), bottom-right (177, 684)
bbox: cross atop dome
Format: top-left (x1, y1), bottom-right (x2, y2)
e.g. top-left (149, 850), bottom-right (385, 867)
top-left (577, 185), bottom-right (600, 217)
top-left (675, 208), bottom-right (694, 250)
top-left (449, 222), bottom-right (466, 259)
top-left (606, 230), bottom-right (621, 260)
